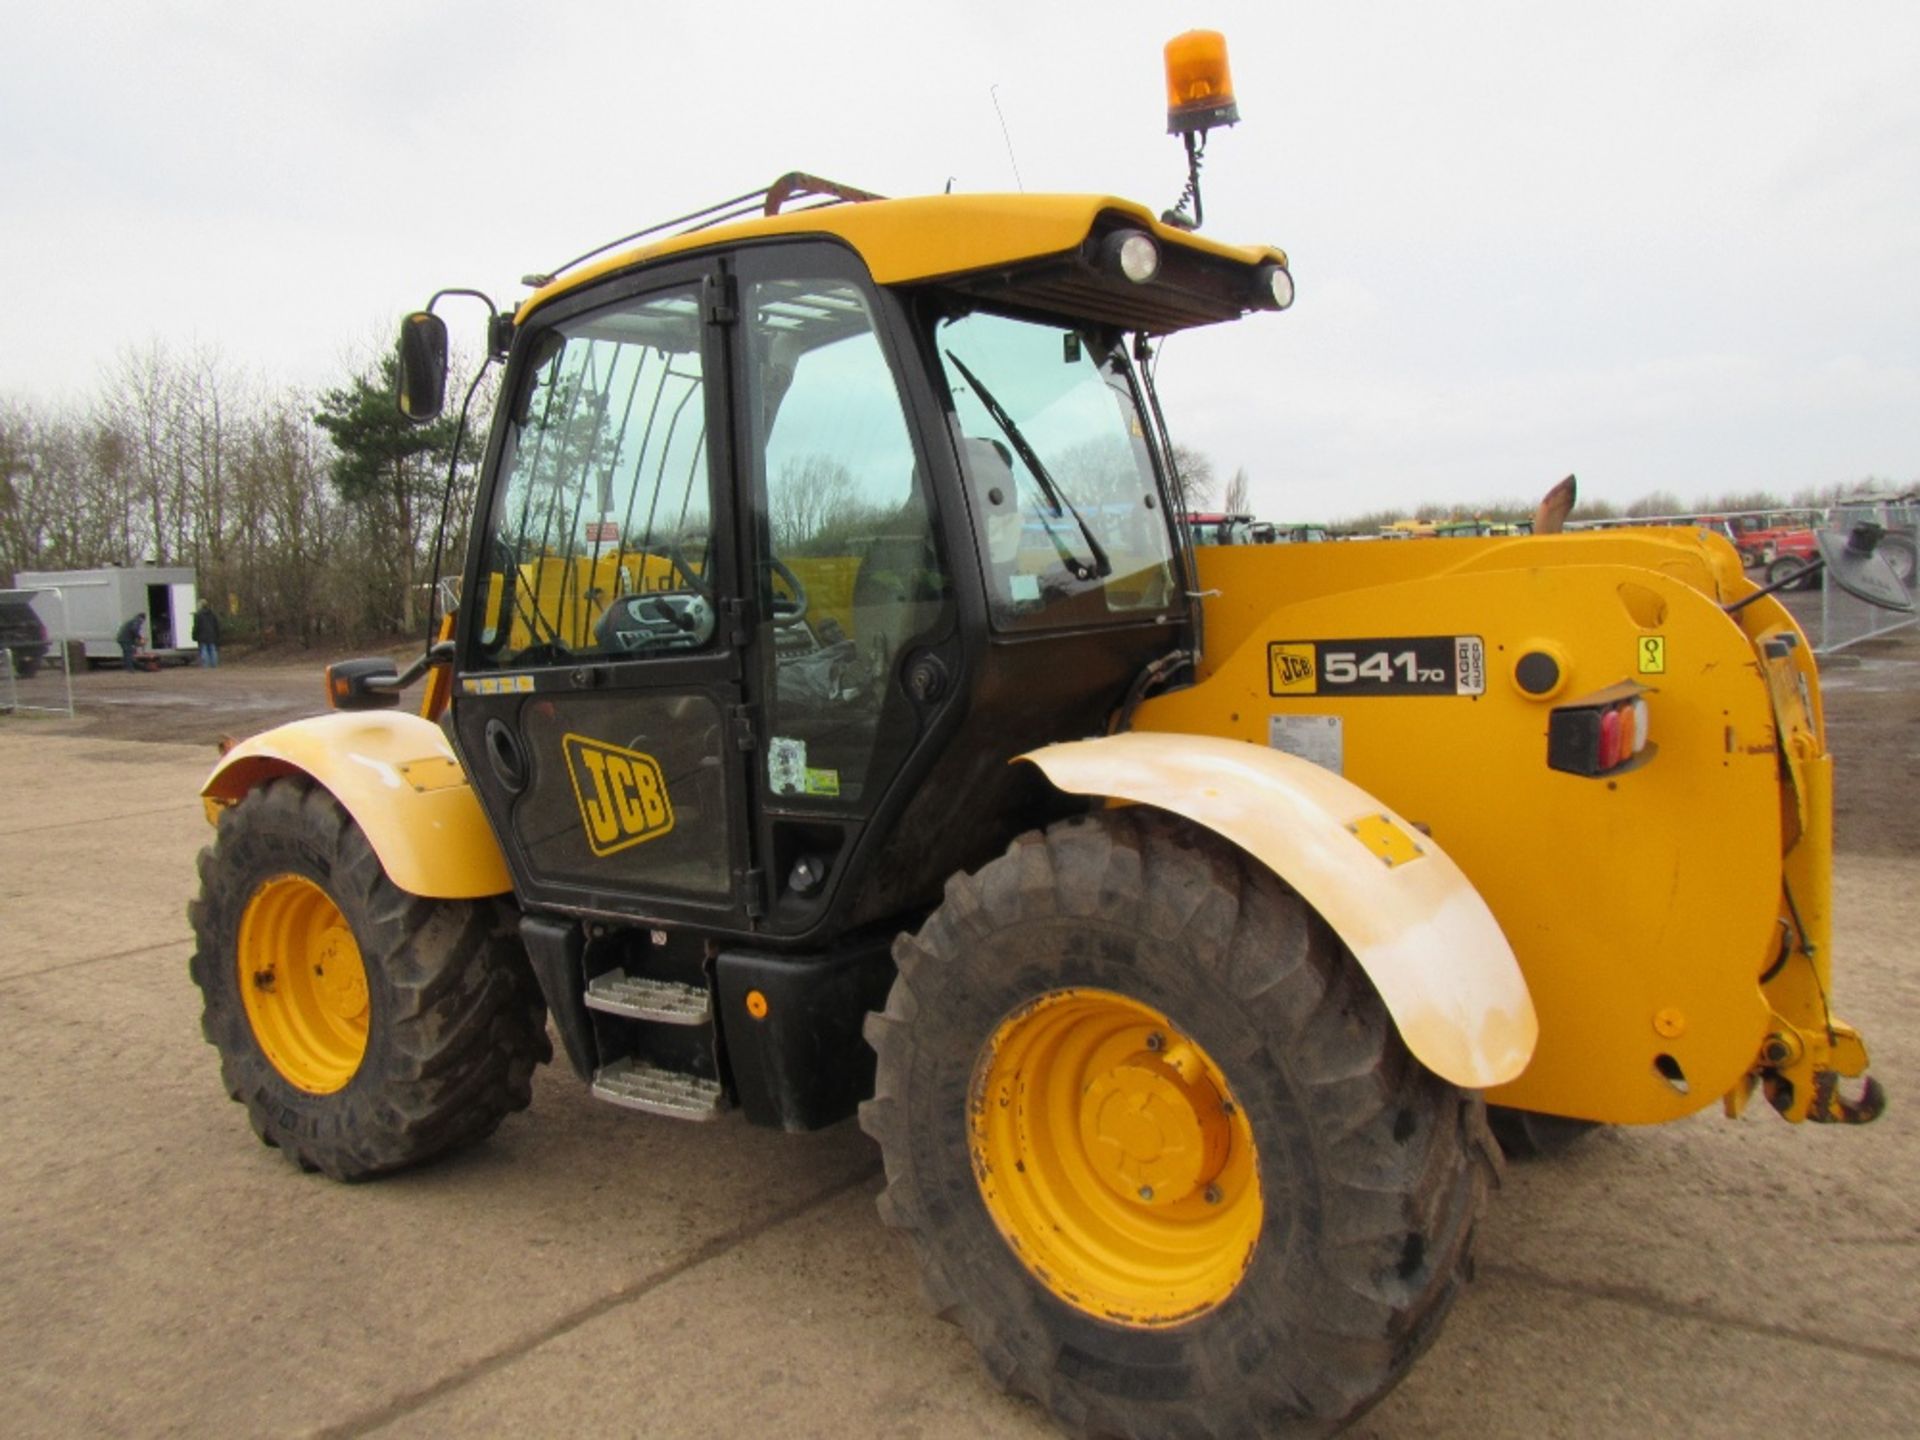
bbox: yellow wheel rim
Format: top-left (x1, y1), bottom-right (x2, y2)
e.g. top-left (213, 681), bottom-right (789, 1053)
top-left (970, 989), bottom-right (1262, 1326)
top-left (237, 874), bottom-right (370, 1094)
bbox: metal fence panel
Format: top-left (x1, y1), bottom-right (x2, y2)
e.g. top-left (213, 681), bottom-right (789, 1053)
top-left (0, 587), bottom-right (77, 719)
top-left (1817, 502), bottom-right (1919, 655)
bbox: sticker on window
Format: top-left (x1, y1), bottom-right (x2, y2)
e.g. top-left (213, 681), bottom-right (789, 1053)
top-left (768, 736), bottom-right (807, 796)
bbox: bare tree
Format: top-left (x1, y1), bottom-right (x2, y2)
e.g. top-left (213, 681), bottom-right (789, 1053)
top-left (1221, 466), bottom-right (1251, 515)
top-left (1167, 442), bottom-right (1216, 510)
top-left (770, 454), bottom-right (863, 552)
top-left (1624, 490), bottom-right (1687, 518)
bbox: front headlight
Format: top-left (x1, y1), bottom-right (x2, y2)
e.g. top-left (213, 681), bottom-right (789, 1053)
top-left (1100, 229), bottom-right (1162, 284)
top-left (1252, 261), bottom-right (1294, 311)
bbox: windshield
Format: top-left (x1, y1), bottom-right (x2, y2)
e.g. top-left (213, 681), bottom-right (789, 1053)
top-left (935, 311), bottom-right (1178, 630)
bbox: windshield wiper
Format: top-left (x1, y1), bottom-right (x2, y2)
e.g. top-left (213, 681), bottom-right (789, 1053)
top-left (944, 349), bottom-right (1111, 581)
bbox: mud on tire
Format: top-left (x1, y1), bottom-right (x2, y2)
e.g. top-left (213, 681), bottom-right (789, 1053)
top-left (187, 776), bottom-right (550, 1180)
top-left (860, 808), bottom-right (1499, 1439)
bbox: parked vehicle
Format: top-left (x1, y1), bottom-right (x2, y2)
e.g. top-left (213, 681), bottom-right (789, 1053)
top-left (0, 591), bottom-right (50, 677)
top-left (10, 566), bottom-right (197, 666)
top-left (1726, 511), bottom-right (1819, 570)
top-left (1183, 510), bottom-right (1256, 545)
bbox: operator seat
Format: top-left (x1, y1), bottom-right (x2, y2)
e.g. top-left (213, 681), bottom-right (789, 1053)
top-left (849, 474), bottom-right (945, 692)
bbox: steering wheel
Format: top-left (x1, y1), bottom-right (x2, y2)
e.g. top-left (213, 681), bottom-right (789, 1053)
top-left (769, 556), bottom-right (810, 627)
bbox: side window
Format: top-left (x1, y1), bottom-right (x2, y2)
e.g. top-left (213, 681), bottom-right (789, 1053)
top-left (473, 287), bottom-right (715, 669)
top-left (745, 275), bottom-right (948, 806)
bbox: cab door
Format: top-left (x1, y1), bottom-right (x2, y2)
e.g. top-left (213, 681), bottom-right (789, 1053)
top-left (452, 262), bottom-right (758, 928)
top-left (729, 244), bottom-right (958, 930)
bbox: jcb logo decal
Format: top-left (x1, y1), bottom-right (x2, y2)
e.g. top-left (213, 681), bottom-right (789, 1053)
top-left (563, 734), bottom-right (674, 856)
top-left (1269, 643), bottom-right (1318, 695)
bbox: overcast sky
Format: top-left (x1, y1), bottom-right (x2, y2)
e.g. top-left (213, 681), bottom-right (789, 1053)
top-left (5, 1), bottom-right (1916, 521)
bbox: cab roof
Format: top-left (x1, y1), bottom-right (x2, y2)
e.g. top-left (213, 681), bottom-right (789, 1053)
top-left (518, 188), bottom-right (1290, 337)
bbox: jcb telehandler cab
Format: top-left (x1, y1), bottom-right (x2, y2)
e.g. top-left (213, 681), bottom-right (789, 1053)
top-left (188, 33), bottom-right (1896, 1440)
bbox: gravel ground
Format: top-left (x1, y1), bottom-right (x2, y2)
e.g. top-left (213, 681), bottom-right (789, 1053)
top-left (0, 607), bottom-right (1914, 1439)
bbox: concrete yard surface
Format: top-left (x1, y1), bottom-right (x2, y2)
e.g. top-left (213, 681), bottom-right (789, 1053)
top-left (0, 635), bottom-right (1915, 1438)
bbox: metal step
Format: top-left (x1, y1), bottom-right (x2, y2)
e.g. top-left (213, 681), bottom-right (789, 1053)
top-left (591, 1058), bottom-right (728, 1120)
top-left (584, 970), bottom-right (711, 1025)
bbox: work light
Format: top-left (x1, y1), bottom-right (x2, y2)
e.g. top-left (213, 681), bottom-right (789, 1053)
top-left (1101, 229), bottom-right (1161, 283)
top-left (1253, 261), bottom-right (1294, 310)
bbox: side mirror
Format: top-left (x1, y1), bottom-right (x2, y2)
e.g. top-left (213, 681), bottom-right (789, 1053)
top-left (1816, 523), bottom-right (1915, 614)
top-left (396, 311), bottom-right (449, 423)
top-left (324, 658), bottom-right (402, 711)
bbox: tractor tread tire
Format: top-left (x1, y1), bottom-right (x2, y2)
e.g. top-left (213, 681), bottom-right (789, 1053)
top-left (187, 776), bottom-right (550, 1180)
top-left (860, 808), bottom-right (1497, 1440)
top-left (1767, 554), bottom-right (1812, 590)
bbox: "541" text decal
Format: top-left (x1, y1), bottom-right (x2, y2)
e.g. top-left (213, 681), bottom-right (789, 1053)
top-left (1269, 637), bottom-right (1486, 697)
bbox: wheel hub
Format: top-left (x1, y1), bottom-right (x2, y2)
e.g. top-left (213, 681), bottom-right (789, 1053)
top-left (237, 874), bottom-right (370, 1094)
top-left (1081, 1048), bottom-right (1229, 1206)
top-left (970, 988), bottom-right (1261, 1327)
top-left (311, 924), bottom-right (369, 1021)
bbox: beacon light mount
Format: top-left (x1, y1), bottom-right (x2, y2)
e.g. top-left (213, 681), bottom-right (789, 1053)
top-left (1161, 30), bottom-right (1240, 231)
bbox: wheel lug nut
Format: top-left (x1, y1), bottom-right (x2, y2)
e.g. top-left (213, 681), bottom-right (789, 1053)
top-left (1205, 1185), bottom-right (1222, 1205)
top-left (1138, 1185), bottom-right (1154, 1201)
top-left (1145, 1032), bottom-right (1164, 1052)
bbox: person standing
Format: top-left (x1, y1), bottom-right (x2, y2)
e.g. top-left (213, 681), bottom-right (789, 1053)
top-left (116, 613), bottom-right (145, 672)
top-left (192, 599), bottom-right (221, 668)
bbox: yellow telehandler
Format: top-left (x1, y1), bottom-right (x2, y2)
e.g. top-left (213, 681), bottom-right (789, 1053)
top-left (187, 32), bottom-right (1901, 1438)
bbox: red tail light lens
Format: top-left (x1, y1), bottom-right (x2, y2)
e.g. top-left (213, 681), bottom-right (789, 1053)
top-left (1547, 682), bottom-right (1653, 777)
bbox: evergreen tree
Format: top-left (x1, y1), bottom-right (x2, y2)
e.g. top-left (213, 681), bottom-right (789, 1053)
top-left (314, 354), bottom-right (460, 632)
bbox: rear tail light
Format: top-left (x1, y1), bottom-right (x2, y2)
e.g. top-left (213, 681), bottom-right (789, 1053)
top-left (1547, 682), bottom-right (1654, 777)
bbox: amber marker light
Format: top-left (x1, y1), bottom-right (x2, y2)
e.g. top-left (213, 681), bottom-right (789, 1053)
top-left (1165, 30), bottom-right (1240, 135)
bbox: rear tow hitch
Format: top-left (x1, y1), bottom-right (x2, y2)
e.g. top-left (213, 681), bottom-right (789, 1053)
top-left (1765, 1069), bottom-right (1888, 1125)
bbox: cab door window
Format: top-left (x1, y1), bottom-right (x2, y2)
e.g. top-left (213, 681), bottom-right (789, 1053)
top-left (743, 271), bottom-right (949, 807)
top-left (473, 287), bottom-right (715, 669)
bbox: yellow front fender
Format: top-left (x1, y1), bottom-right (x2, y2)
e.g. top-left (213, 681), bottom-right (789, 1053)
top-left (1020, 732), bottom-right (1537, 1090)
top-left (203, 711), bottom-right (511, 899)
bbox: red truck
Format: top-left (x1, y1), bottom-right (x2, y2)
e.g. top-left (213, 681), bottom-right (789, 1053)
top-left (1728, 511), bottom-right (1821, 586)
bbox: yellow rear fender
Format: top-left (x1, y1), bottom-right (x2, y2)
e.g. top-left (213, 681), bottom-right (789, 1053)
top-left (202, 711), bottom-right (511, 900)
top-left (1019, 733), bottom-right (1538, 1090)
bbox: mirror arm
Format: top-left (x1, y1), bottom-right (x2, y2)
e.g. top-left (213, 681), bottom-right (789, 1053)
top-left (1725, 562), bottom-right (1824, 616)
top-left (427, 287), bottom-right (498, 319)
top-left (367, 639), bottom-right (456, 693)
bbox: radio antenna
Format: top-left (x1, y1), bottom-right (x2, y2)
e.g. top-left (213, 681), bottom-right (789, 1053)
top-left (990, 84), bottom-right (1025, 192)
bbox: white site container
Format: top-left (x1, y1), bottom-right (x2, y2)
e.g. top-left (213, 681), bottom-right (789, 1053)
top-left (12, 565), bottom-right (199, 665)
